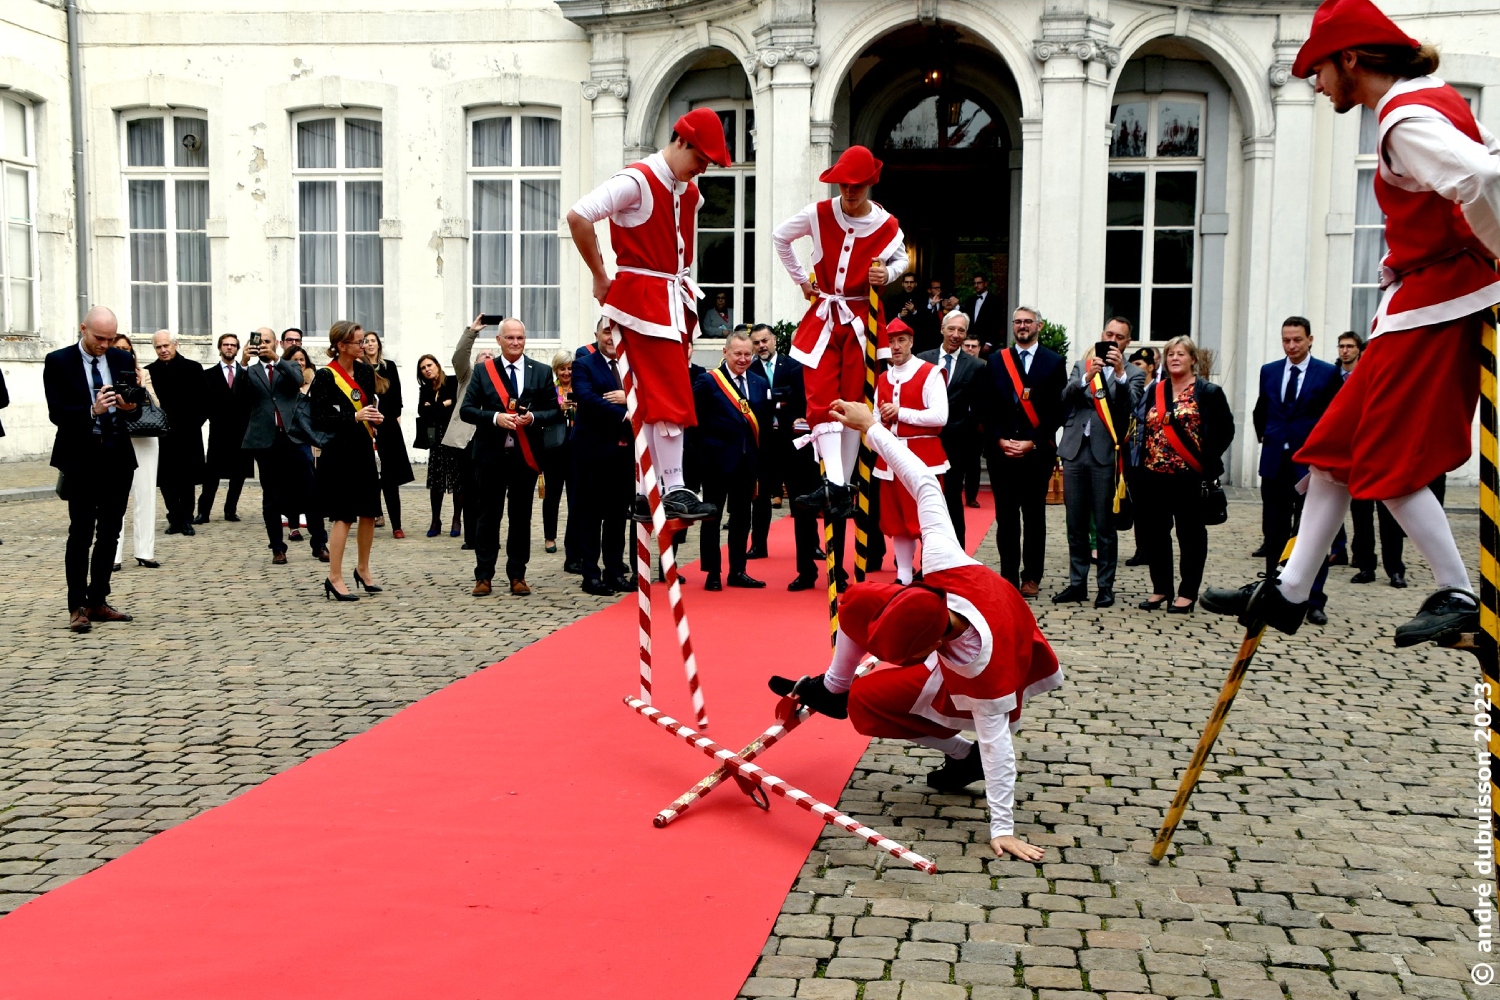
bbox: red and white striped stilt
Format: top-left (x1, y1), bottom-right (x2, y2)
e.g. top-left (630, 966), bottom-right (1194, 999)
top-left (625, 696), bottom-right (936, 873)
top-left (653, 658), bottom-right (879, 828)
top-left (614, 330), bottom-right (709, 730)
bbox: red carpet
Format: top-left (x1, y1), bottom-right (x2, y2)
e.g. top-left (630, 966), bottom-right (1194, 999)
top-left (0, 501), bottom-right (993, 1000)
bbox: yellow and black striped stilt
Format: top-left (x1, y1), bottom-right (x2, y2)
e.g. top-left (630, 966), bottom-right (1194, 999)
top-left (1479, 301), bottom-right (1500, 881)
top-left (852, 281), bottom-right (881, 582)
top-left (820, 459), bottom-right (839, 650)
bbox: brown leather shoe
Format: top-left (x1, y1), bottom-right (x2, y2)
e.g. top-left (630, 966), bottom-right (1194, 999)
top-left (88, 604), bottom-right (133, 623)
top-left (272, 550), bottom-right (288, 565)
top-left (1019, 580), bottom-right (1040, 599)
top-left (472, 579), bottom-right (492, 597)
top-left (68, 608), bottom-right (91, 633)
top-left (510, 579), bottom-right (531, 596)
top-left (317, 547), bottom-right (330, 563)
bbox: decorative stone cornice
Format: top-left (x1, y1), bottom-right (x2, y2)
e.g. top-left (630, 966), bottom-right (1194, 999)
top-left (1267, 38), bottom-right (1304, 88)
top-left (742, 44), bottom-right (820, 73)
top-left (1032, 38), bottom-right (1120, 67)
top-left (581, 77), bottom-right (630, 101)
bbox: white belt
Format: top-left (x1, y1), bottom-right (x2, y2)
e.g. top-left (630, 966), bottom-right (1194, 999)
top-left (813, 290), bottom-right (865, 336)
top-left (618, 266), bottom-right (704, 336)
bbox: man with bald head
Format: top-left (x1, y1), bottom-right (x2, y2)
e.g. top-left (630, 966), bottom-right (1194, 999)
top-left (43, 307), bottom-right (142, 631)
top-left (147, 329), bottom-right (208, 535)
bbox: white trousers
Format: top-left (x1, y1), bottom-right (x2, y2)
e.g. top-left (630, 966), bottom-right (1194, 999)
top-left (115, 436), bottom-right (160, 563)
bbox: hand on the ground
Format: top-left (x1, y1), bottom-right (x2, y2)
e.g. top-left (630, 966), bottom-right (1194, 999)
top-left (592, 273), bottom-right (612, 305)
top-left (829, 399), bottom-right (875, 433)
top-left (991, 835), bottom-right (1045, 862)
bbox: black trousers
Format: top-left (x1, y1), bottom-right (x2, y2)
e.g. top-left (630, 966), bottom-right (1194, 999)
top-left (751, 430), bottom-right (795, 552)
top-left (962, 439), bottom-right (983, 504)
top-left (160, 477), bottom-right (197, 530)
top-left (574, 444), bottom-right (633, 582)
top-left (64, 446), bottom-right (133, 611)
top-left (198, 475), bottom-right (244, 518)
top-left (987, 446), bottom-right (1053, 586)
top-left (1261, 464), bottom-right (1329, 606)
top-left (1351, 474), bottom-right (1446, 577)
top-left (700, 465), bottom-right (756, 577)
top-left (459, 446), bottom-right (479, 547)
top-left (941, 433), bottom-right (978, 548)
top-left (474, 449), bottom-right (538, 583)
top-left (1136, 468), bottom-right (1209, 601)
top-left (256, 435), bottom-right (327, 554)
top-left (540, 442), bottom-right (575, 560)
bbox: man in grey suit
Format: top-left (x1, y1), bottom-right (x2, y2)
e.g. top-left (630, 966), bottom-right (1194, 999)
top-left (442, 314), bottom-right (489, 551)
top-left (239, 332), bottom-right (326, 564)
top-left (917, 310), bottom-right (987, 547)
top-left (1052, 317), bottom-right (1143, 608)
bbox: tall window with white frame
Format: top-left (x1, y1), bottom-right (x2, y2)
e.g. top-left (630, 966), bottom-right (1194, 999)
top-left (295, 113), bottom-right (384, 336)
top-left (1104, 94), bottom-right (1204, 341)
top-left (123, 111), bottom-right (211, 336)
top-left (1, 96), bottom-right (37, 335)
top-left (470, 110), bottom-right (561, 337)
top-left (1350, 106), bottom-right (1385, 335)
top-left (695, 102), bottom-right (755, 331)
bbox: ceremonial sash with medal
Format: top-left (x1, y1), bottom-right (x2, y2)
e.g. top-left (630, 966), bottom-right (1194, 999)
top-left (999, 348), bottom-right (1040, 429)
top-left (326, 360), bottom-right (375, 446)
top-left (1090, 371), bottom-right (1130, 516)
top-left (1153, 379), bottom-right (1203, 473)
top-left (709, 368), bottom-right (760, 446)
top-left (482, 357), bottom-right (540, 473)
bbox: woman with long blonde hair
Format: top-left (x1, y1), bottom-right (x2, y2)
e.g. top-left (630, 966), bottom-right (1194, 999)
top-left (311, 320), bottom-right (385, 599)
top-left (362, 330), bottom-right (415, 537)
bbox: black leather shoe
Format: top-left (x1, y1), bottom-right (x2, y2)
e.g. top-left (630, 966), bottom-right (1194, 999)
top-left (1389, 573), bottom-right (1408, 589)
top-left (192, 513), bottom-right (209, 525)
top-left (704, 573), bottom-right (722, 591)
top-left (224, 512), bottom-right (241, 523)
top-left (926, 748), bottom-right (985, 793)
top-left (792, 482), bottom-right (829, 514)
top-left (563, 559), bottom-right (583, 575)
top-left (1394, 588), bottom-right (1480, 647)
top-left (632, 495), bottom-right (652, 523)
top-left (787, 574), bottom-right (819, 592)
top-left (605, 574), bottom-right (635, 593)
top-left (181, 525), bottom-right (196, 536)
top-left (768, 673), bottom-right (849, 719)
top-left (745, 546), bottom-right (768, 560)
top-left (1250, 543), bottom-right (1267, 559)
top-left (136, 558), bottom-right (159, 568)
top-left (581, 577), bottom-right (614, 596)
top-left (1328, 551), bottom-right (1348, 566)
top-left (1306, 606), bottom-right (1329, 626)
top-left (1201, 578), bottom-right (1306, 635)
top-left (1351, 569), bottom-right (1377, 584)
top-left (165, 524), bottom-right (182, 535)
top-left (1051, 585), bottom-right (1089, 604)
top-left (726, 571), bottom-right (766, 589)
top-left (1124, 553), bottom-right (1146, 566)
top-left (825, 483), bottom-right (856, 520)
top-left (662, 489), bottom-right (717, 522)
top-left (812, 547), bottom-right (826, 560)
top-left (1094, 588), bottom-right (1115, 608)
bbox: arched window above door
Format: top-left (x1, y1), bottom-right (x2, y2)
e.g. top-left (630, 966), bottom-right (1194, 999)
top-left (879, 89), bottom-right (1005, 151)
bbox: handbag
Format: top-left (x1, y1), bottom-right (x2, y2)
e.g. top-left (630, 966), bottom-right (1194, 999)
top-left (1200, 478), bottom-right (1229, 526)
top-left (126, 399), bottom-right (170, 437)
top-left (288, 393), bottom-right (333, 449)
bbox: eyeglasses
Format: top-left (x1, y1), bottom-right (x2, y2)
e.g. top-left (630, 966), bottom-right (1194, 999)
top-left (1012, 318), bottom-right (1036, 326)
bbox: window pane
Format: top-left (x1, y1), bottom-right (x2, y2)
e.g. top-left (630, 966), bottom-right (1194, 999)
top-left (473, 234), bottom-right (510, 286)
top-left (346, 233), bottom-right (383, 285)
top-left (520, 233), bottom-right (557, 284)
top-left (347, 287), bottom-right (384, 332)
top-left (128, 180), bottom-right (166, 230)
top-left (1154, 172), bottom-right (1197, 227)
top-left (473, 287), bottom-right (511, 320)
top-left (473, 180), bottom-right (511, 232)
top-left (130, 232), bottom-right (167, 282)
top-left (741, 287), bottom-right (755, 325)
top-left (346, 181), bottom-right (382, 232)
top-left (299, 234), bottom-right (337, 284)
top-left (127, 118), bottom-right (164, 167)
top-left (297, 119), bottom-right (336, 169)
top-left (3, 99), bottom-right (26, 159)
top-left (299, 181), bottom-right (336, 232)
top-left (744, 174), bottom-right (755, 224)
top-left (176, 179), bottom-right (209, 230)
top-left (174, 116), bottom-right (208, 168)
top-left (301, 287), bottom-right (337, 337)
top-left (9, 279), bottom-right (31, 331)
top-left (521, 287), bottom-right (559, 338)
top-left (521, 117), bottom-right (560, 167)
top-left (6, 167), bottom-right (30, 222)
top-left (945, 100), bottom-right (997, 149)
top-left (1150, 288), bottom-right (1192, 339)
top-left (885, 96), bottom-right (940, 150)
top-left (1110, 102), bottom-right (1148, 158)
top-left (1354, 168), bottom-right (1381, 225)
top-left (519, 179), bottom-right (558, 232)
top-left (178, 284), bottom-right (211, 337)
top-left (8, 223), bottom-right (32, 278)
top-left (1358, 107), bottom-right (1378, 157)
top-left (1352, 228), bottom-right (1386, 285)
top-left (714, 111), bottom-right (737, 162)
top-left (1103, 288), bottom-right (1140, 336)
top-left (131, 284), bottom-right (168, 334)
top-left (1105, 229), bottom-right (1142, 283)
top-left (698, 176), bottom-right (735, 229)
top-left (1152, 230), bottom-right (1194, 284)
top-left (345, 118), bottom-right (383, 169)
top-left (1156, 102), bottom-right (1201, 157)
top-left (1107, 172), bottom-right (1145, 226)
top-left (744, 109), bottom-right (756, 163)
top-left (697, 231), bottom-right (734, 284)
top-left (1350, 287), bottom-right (1380, 335)
top-left (176, 231), bottom-right (210, 283)
top-left (473, 117), bottom-right (512, 168)
top-left (742, 230), bottom-right (754, 283)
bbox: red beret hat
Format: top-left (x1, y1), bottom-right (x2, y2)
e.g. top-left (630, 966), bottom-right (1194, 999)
top-left (886, 317), bottom-right (914, 339)
top-left (839, 583), bottom-right (950, 666)
top-left (819, 145), bottom-right (883, 187)
top-left (673, 108), bottom-right (732, 168)
top-left (1292, 0), bottom-right (1420, 78)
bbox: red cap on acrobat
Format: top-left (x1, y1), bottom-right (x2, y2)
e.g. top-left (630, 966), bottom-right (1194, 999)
top-left (1291, 0), bottom-right (1420, 78)
top-left (673, 108), bottom-right (732, 167)
top-left (839, 583), bottom-right (949, 667)
top-left (819, 145), bottom-right (883, 186)
top-left (886, 318), bottom-right (914, 338)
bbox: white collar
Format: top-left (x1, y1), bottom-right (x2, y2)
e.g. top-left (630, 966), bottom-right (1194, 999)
top-left (830, 197), bottom-right (888, 232)
top-left (1287, 356), bottom-right (1308, 371)
top-left (1375, 75), bottom-right (1445, 117)
top-left (79, 341), bottom-right (101, 364)
top-left (1016, 343), bottom-right (1035, 354)
top-left (887, 356), bottom-right (924, 379)
top-left (645, 152), bottom-right (689, 196)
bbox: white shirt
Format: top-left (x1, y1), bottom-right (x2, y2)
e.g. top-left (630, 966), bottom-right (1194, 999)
top-left (79, 342), bottom-right (117, 424)
top-left (971, 291), bottom-right (988, 317)
top-left (491, 357), bottom-right (526, 445)
top-left (570, 152), bottom-right (687, 227)
top-left (219, 360), bottom-right (238, 386)
top-left (1014, 345), bottom-right (1035, 374)
top-left (1279, 356), bottom-right (1308, 401)
top-left (771, 199), bottom-right (909, 291)
top-left (937, 348), bottom-right (962, 378)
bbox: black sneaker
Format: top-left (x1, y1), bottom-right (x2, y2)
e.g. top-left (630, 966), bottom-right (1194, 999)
top-left (1394, 588), bottom-right (1480, 648)
top-left (926, 747), bottom-right (985, 793)
top-left (767, 673), bottom-right (849, 719)
top-left (631, 496), bottom-right (651, 523)
top-left (661, 489), bottom-right (716, 522)
top-left (1200, 577), bottom-right (1307, 635)
top-left (825, 483), bottom-right (856, 520)
top-left (792, 481), bottom-right (829, 514)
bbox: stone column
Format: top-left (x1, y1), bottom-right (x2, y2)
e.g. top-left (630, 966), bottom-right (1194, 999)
top-left (751, 34), bottom-right (819, 327)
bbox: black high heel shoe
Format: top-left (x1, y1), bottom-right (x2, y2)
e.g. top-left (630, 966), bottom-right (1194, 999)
top-left (353, 569), bottom-right (383, 593)
top-left (1167, 599), bottom-right (1197, 615)
top-left (324, 578), bottom-right (359, 601)
top-left (1138, 596), bottom-right (1166, 610)
top-left (136, 558), bottom-right (159, 568)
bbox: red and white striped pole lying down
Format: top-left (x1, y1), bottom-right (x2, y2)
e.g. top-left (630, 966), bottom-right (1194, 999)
top-left (653, 658), bottom-right (879, 829)
top-left (624, 696), bottom-right (937, 874)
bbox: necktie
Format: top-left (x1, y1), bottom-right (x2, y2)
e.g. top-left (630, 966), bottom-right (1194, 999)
top-left (1020, 349), bottom-right (1031, 374)
top-left (735, 374), bottom-right (747, 398)
top-left (609, 359), bottom-right (622, 389)
top-left (90, 356), bottom-right (104, 435)
top-left (226, 364), bottom-right (235, 388)
top-left (1283, 364), bottom-right (1300, 406)
top-left (943, 353), bottom-right (953, 377)
top-left (506, 363), bottom-right (519, 398)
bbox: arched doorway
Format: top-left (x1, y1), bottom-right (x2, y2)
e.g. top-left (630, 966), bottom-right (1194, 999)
top-left (837, 23), bottom-right (1022, 323)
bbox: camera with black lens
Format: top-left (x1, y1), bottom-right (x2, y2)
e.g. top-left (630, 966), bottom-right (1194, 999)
top-left (112, 382), bottom-right (148, 406)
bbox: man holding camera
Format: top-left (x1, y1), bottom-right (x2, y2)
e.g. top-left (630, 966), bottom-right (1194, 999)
top-left (240, 330), bottom-right (325, 564)
top-left (43, 306), bottom-right (141, 632)
top-left (1054, 318), bottom-right (1145, 608)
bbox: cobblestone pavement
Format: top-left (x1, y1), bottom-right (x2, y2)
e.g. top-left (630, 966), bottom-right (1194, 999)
top-left (739, 506), bottom-right (1497, 1000)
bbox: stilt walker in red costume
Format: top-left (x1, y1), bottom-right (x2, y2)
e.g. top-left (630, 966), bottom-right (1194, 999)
top-left (874, 318), bottom-right (948, 585)
top-left (773, 146), bottom-right (909, 519)
top-left (567, 109), bottom-right (733, 523)
top-left (1203, 0), bottom-right (1500, 644)
top-left (769, 398), bottom-right (1063, 862)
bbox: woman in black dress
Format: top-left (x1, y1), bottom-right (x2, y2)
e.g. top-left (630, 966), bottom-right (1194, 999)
top-left (414, 353), bottom-right (463, 537)
top-left (312, 320), bottom-right (385, 600)
top-left (362, 330), bottom-right (415, 538)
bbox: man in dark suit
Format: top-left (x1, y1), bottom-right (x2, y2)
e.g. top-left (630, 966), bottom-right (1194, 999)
top-left (694, 331), bottom-right (773, 591)
top-left (146, 330), bottom-right (206, 536)
top-left (571, 323), bottom-right (634, 596)
top-left (748, 323), bottom-right (805, 561)
top-left (917, 310), bottom-right (986, 547)
top-left (962, 273), bottom-right (1003, 351)
top-left (197, 332), bottom-right (252, 523)
top-left (1253, 316), bottom-right (1342, 624)
top-left (239, 332), bottom-right (325, 564)
top-left (1053, 317), bottom-right (1145, 608)
top-left (44, 306), bottom-right (140, 632)
top-left (984, 306), bottom-right (1066, 595)
top-left (460, 317), bottom-right (563, 597)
